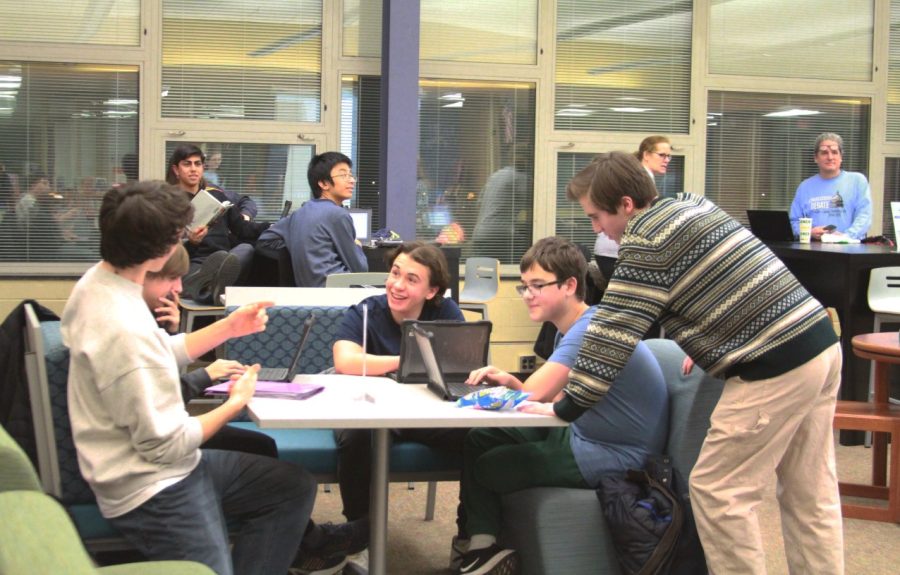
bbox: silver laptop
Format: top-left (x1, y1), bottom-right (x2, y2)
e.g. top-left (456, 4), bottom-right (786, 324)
top-left (255, 314), bottom-right (316, 382)
top-left (409, 321), bottom-right (499, 401)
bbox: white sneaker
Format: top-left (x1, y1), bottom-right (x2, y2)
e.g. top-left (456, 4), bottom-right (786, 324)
top-left (344, 549), bottom-right (368, 574)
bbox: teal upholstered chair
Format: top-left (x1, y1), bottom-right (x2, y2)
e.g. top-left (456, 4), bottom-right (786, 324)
top-left (225, 304), bottom-right (461, 520)
top-left (22, 304), bottom-right (126, 550)
top-left (226, 305), bottom-right (347, 374)
top-left (498, 338), bottom-right (725, 575)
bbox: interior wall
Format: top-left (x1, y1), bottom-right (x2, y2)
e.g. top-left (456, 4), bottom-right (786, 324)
top-left (0, 278), bottom-right (74, 320)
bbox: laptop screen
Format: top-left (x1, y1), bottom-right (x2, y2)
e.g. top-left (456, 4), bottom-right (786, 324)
top-left (746, 210), bottom-right (795, 242)
top-left (285, 314), bottom-right (316, 378)
top-left (397, 320), bottom-right (492, 383)
top-left (348, 208), bottom-right (372, 242)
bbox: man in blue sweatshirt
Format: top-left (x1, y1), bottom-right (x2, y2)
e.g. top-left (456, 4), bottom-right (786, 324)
top-left (258, 151), bottom-right (368, 287)
top-left (789, 132), bottom-right (871, 240)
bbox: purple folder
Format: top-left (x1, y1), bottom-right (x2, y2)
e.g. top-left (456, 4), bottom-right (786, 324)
top-left (204, 380), bottom-right (324, 400)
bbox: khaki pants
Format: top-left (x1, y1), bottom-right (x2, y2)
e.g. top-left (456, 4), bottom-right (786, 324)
top-left (689, 343), bottom-right (843, 575)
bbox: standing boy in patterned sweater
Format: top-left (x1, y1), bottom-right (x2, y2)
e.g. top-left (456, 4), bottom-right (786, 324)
top-left (555, 151), bottom-right (843, 574)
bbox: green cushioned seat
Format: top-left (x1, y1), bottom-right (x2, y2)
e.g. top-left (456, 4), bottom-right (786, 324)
top-left (0, 491), bottom-right (214, 575)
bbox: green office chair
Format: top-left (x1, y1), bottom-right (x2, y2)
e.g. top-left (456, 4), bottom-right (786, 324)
top-left (0, 424), bottom-right (213, 575)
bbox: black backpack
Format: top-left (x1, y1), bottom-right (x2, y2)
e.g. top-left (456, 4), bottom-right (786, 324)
top-left (596, 454), bottom-right (707, 575)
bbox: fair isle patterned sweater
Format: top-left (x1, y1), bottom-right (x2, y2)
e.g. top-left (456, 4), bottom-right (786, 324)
top-left (555, 193), bottom-right (838, 422)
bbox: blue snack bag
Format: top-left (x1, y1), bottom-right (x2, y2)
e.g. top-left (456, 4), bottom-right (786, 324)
top-left (457, 387), bottom-right (530, 410)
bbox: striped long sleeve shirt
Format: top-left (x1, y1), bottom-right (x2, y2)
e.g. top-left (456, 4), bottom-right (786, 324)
top-left (555, 193), bottom-right (838, 422)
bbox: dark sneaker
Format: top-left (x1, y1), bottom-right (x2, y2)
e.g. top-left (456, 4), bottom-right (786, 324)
top-left (302, 518), bottom-right (369, 558)
top-left (211, 252), bottom-right (240, 306)
top-left (184, 250), bottom-right (228, 303)
top-left (289, 550), bottom-right (347, 575)
top-left (457, 544), bottom-right (519, 575)
top-left (449, 536), bottom-right (470, 570)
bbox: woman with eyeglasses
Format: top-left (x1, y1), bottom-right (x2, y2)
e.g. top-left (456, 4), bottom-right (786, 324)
top-left (635, 135), bottom-right (672, 180)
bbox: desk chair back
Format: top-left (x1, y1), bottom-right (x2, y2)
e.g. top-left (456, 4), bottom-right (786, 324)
top-left (324, 272), bottom-right (388, 288)
top-left (459, 257), bottom-right (499, 320)
top-left (868, 266), bottom-right (900, 328)
top-left (866, 267), bottom-right (900, 408)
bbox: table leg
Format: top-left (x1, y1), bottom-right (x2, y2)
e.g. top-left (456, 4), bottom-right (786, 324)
top-left (369, 428), bottom-right (390, 575)
top-left (873, 361), bottom-right (890, 486)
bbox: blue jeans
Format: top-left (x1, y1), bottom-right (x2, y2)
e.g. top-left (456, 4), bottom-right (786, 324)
top-left (109, 449), bottom-right (316, 575)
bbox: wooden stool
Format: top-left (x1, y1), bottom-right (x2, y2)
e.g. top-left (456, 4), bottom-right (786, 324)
top-left (840, 333), bottom-right (900, 522)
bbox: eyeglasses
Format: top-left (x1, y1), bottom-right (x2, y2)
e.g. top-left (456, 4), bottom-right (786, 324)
top-left (653, 152), bottom-right (672, 160)
top-left (331, 172), bottom-right (356, 181)
top-left (515, 280), bottom-right (564, 297)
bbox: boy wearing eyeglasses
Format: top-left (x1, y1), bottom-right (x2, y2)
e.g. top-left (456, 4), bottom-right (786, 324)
top-left (258, 151), bottom-right (368, 287)
top-left (454, 236), bottom-right (669, 575)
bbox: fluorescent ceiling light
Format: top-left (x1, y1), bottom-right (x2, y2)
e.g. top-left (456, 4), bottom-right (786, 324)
top-left (556, 108), bottom-right (592, 117)
top-left (615, 96), bottom-right (647, 102)
top-left (442, 101), bottom-right (464, 108)
top-left (609, 107), bottom-right (652, 113)
top-left (440, 92), bottom-right (464, 101)
top-left (104, 99), bottom-right (138, 106)
top-left (764, 108), bottom-right (821, 118)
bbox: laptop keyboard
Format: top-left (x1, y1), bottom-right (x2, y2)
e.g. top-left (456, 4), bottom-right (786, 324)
top-left (446, 380), bottom-right (499, 399)
top-left (256, 367), bottom-right (289, 382)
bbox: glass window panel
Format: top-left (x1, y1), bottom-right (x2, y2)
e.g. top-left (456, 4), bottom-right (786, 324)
top-left (709, 0), bottom-right (873, 81)
top-left (340, 76), bottom-right (382, 225)
top-left (0, 62), bottom-right (138, 266)
top-left (883, 158), bottom-right (900, 241)
top-left (886, 0), bottom-right (900, 141)
top-left (556, 151), bottom-right (684, 252)
top-left (161, 0), bottom-right (322, 122)
top-left (343, 0), bottom-right (538, 64)
top-left (163, 141), bottom-right (315, 222)
top-left (556, 152), bottom-right (601, 251)
top-left (705, 91), bottom-right (870, 225)
top-left (555, 0), bottom-right (692, 133)
top-left (0, 0), bottom-right (140, 46)
top-left (342, 76), bottom-right (536, 265)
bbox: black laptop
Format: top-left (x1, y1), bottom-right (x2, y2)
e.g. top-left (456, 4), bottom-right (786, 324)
top-left (403, 321), bottom-right (498, 401)
top-left (395, 320), bottom-right (492, 383)
top-left (746, 210), bottom-right (795, 242)
top-left (255, 314), bottom-right (316, 382)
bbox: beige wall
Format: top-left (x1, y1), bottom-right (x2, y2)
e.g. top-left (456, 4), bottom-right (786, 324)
top-left (461, 279), bottom-right (543, 372)
top-left (1, 277), bottom-right (541, 374)
top-left (1, 279), bottom-right (75, 321)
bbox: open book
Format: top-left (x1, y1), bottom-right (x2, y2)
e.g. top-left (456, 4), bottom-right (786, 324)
top-left (204, 380), bottom-right (324, 400)
top-left (187, 189), bottom-right (232, 232)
